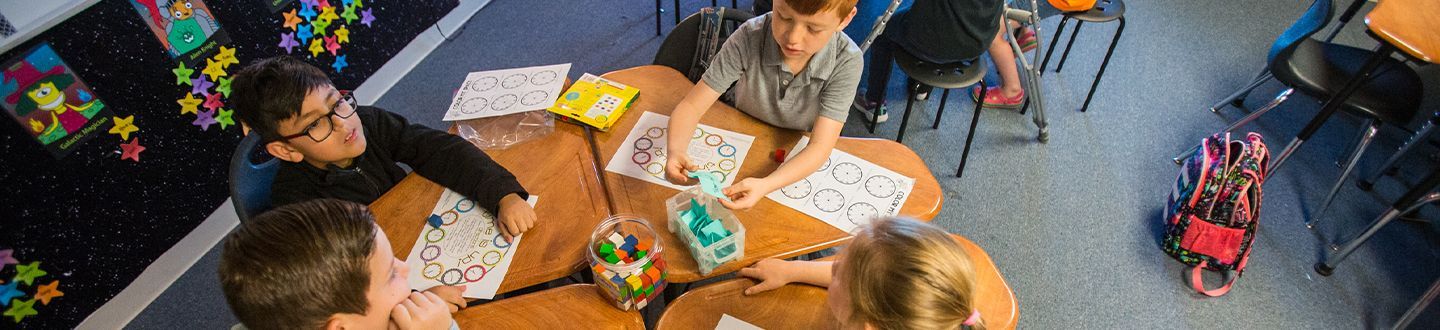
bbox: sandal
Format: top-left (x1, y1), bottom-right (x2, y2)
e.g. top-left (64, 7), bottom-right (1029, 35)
top-left (971, 86), bottom-right (1026, 109)
top-left (1014, 27), bottom-right (1037, 53)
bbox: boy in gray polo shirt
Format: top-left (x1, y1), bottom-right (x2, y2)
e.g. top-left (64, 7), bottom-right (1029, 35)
top-left (664, 0), bottom-right (863, 210)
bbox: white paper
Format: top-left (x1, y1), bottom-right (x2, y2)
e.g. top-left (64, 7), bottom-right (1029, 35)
top-left (605, 111), bottom-right (755, 190)
top-left (405, 190), bottom-right (538, 299)
top-left (765, 137), bottom-right (915, 233)
top-left (442, 63), bottom-right (572, 121)
top-left (716, 314), bottom-right (764, 330)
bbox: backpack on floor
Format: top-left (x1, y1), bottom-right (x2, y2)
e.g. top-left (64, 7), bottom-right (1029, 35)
top-left (1162, 132), bottom-right (1269, 297)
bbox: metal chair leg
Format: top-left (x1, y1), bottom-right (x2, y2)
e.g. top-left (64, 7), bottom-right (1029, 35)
top-left (896, 80), bottom-right (920, 143)
top-left (1173, 88), bottom-right (1295, 164)
top-left (1361, 114), bottom-right (1439, 190)
top-left (712, 0), bottom-right (717, 6)
top-left (1310, 120), bottom-right (1381, 229)
top-left (1317, 190), bottom-right (1440, 276)
top-left (1394, 276), bottom-right (1440, 330)
top-left (1212, 71), bottom-right (1274, 113)
top-left (933, 89), bottom-right (951, 129)
top-left (1039, 16), bottom-right (1069, 74)
top-left (1055, 21), bottom-right (1083, 73)
top-left (1080, 17), bottom-right (1122, 112)
top-left (655, 0), bottom-right (663, 35)
top-left (674, 0), bottom-right (681, 26)
top-left (957, 81), bottom-right (986, 178)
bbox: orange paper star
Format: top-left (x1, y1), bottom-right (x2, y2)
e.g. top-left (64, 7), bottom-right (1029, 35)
top-left (282, 9), bottom-right (302, 31)
top-left (34, 280), bottom-right (61, 305)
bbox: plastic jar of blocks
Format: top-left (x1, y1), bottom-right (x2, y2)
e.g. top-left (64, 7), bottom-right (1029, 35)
top-left (587, 214), bottom-right (668, 311)
top-left (665, 187), bottom-right (745, 275)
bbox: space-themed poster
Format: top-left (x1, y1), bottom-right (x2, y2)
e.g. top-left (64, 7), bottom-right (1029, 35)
top-left (129, 0), bottom-right (232, 67)
top-left (0, 43), bottom-right (111, 159)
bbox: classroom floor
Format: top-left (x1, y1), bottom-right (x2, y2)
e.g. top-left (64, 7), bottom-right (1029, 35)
top-left (129, 0), bottom-right (1440, 328)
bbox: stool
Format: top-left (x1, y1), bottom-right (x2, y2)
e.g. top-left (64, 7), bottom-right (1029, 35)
top-left (888, 49), bottom-right (989, 178)
top-left (1039, 0), bottom-right (1126, 112)
top-left (657, 0), bottom-right (741, 35)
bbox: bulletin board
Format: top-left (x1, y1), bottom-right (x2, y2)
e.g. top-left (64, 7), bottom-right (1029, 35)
top-left (0, 0), bottom-right (456, 328)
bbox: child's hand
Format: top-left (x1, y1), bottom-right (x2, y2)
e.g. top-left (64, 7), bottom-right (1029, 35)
top-left (718, 178), bottom-right (770, 210)
top-left (737, 258), bottom-right (795, 295)
top-left (390, 291), bottom-right (455, 330)
top-left (665, 154), bottom-right (700, 186)
top-left (423, 285), bottom-right (467, 313)
top-left (497, 194), bottom-right (535, 243)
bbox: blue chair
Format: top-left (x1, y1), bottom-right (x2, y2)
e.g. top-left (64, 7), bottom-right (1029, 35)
top-left (229, 133), bottom-right (279, 222)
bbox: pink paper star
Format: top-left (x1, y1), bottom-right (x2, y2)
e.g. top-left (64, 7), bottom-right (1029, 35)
top-left (324, 36), bottom-right (341, 55)
top-left (120, 138), bottom-right (146, 162)
top-left (203, 93), bottom-right (224, 111)
top-left (0, 250), bottom-right (16, 272)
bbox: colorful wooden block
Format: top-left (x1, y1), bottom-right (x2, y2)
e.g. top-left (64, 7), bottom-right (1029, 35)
top-left (608, 232), bottom-right (625, 245)
top-left (626, 276), bottom-right (642, 290)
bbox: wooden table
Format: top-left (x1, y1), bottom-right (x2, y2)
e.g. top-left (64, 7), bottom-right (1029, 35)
top-left (454, 284), bottom-right (644, 329)
top-left (370, 121), bottom-right (611, 295)
top-left (593, 66), bottom-right (944, 283)
top-left (655, 234), bottom-right (1018, 329)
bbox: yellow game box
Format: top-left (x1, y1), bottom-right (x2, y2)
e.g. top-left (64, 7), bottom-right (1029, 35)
top-left (547, 73), bottom-right (639, 131)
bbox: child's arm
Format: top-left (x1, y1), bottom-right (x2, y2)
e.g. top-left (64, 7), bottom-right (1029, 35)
top-left (390, 291), bottom-right (456, 330)
top-left (719, 118), bottom-right (842, 209)
top-left (663, 82), bottom-right (725, 186)
top-left (737, 258), bottom-right (834, 295)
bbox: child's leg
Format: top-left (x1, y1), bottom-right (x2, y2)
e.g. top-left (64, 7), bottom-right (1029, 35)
top-left (988, 27), bottom-right (1024, 98)
top-left (863, 37), bottom-right (899, 106)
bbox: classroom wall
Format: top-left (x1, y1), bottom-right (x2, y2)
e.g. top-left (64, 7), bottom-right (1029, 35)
top-left (0, 0), bottom-right (455, 328)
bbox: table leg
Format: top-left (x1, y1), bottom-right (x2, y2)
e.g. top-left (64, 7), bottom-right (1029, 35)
top-left (1267, 44), bottom-right (1394, 178)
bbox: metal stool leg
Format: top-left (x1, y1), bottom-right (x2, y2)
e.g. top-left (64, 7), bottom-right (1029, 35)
top-left (1039, 16), bottom-right (1070, 73)
top-left (1394, 276), bottom-right (1440, 330)
top-left (1361, 115), bottom-right (1439, 190)
top-left (1311, 120), bottom-right (1381, 229)
top-left (1055, 21), bottom-right (1083, 73)
top-left (655, 0), bottom-right (663, 35)
top-left (933, 89), bottom-right (951, 129)
top-left (674, 0), bottom-right (681, 26)
top-left (1079, 17), bottom-right (1121, 112)
top-left (1174, 89), bottom-right (1294, 164)
top-left (896, 80), bottom-right (920, 143)
top-left (957, 81), bottom-right (987, 178)
top-left (1316, 169), bottom-right (1440, 276)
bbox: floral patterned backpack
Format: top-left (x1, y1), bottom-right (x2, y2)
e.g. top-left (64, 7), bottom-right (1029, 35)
top-left (1163, 132), bottom-right (1269, 297)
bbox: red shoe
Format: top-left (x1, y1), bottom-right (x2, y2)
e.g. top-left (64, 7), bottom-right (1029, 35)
top-left (971, 86), bottom-right (1026, 109)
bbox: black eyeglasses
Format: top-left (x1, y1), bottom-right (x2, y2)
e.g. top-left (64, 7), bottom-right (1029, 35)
top-left (280, 91), bottom-right (358, 143)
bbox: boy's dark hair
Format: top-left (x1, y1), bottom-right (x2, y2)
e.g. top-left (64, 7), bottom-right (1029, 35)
top-left (229, 56), bottom-right (334, 141)
top-left (219, 199), bottom-right (377, 330)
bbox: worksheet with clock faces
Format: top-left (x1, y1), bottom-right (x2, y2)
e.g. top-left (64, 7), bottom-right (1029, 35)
top-left (765, 137), bottom-right (916, 233)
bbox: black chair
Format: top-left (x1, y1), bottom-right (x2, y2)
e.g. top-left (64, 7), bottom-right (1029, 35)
top-left (1038, 0), bottom-right (1125, 113)
top-left (653, 8), bottom-right (755, 82)
top-left (1359, 112), bottom-right (1439, 191)
top-left (229, 133), bottom-right (279, 222)
top-left (887, 49), bottom-right (990, 178)
top-left (655, 0), bottom-right (742, 35)
top-left (1315, 166), bottom-right (1439, 276)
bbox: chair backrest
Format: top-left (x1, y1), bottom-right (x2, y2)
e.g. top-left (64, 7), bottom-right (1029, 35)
top-left (229, 133), bottom-right (279, 222)
top-left (652, 8), bottom-right (756, 82)
top-left (1268, 0), bottom-right (1333, 64)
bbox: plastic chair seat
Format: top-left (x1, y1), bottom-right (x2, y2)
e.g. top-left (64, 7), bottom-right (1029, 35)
top-left (894, 49), bottom-right (987, 90)
top-left (1067, 0), bottom-right (1125, 23)
top-left (1273, 38), bottom-right (1424, 124)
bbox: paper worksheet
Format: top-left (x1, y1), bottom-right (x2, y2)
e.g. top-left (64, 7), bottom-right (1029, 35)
top-left (765, 137), bottom-right (915, 233)
top-left (716, 314), bottom-right (765, 330)
top-left (405, 189), bottom-right (538, 299)
top-left (605, 111), bottom-right (755, 190)
top-left (442, 63), bottom-right (571, 121)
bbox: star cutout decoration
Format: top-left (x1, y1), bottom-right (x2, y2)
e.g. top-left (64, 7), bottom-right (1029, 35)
top-left (324, 36), bottom-right (341, 55)
top-left (12, 262), bottom-right (45, 286)
top-left (193, 109), bottom-right (218, 131)
top-left (296, 24), bottom-right (314, 45)
top-left (309, 39), bottom-right (325, 57)
top-left (0, 250), bottom-right (17, 272)
top-left (319, 0), bottom-right (332, 10)
top-left (214, 46), bottom-right (240, 69)
top-left (342, 0), bottom-right (354, 6)
top-left (217, 108), bottom-right (235, 130)
top-left (216, 77), bottom-right (233, 98)
top-left (278, 32), bottom-right (300, 54)
top-left (109, 115), bottom-right (139, 140)
top-left (172, 62), bottom-right (194, 86)
top-left (202, 58), bottom-right (228, 81)
top-left (34, 280), bottom-right (61, 305)
top-left (332, 55), bottom-right (348, 73)
top-left (312, 17), bottom-right (332, 36)
top-left (303, 0), bottom-right (320, 7)
top-left (3, 298), bottom-right (36, 323)
top-left (320, 6), bottom-right (339, 22)
top-left (335, 25), bottom-right (350, 43)
top-left (352, 0), bottom-right (364, 9)
top-left (283, 9), bottom-right (302, 31)
top-left (341, 5), bottom-right (359, 24)
top-left (120, 137), bottom-right (146, 162)
top-left (298, 4), bottom-right (318, 21)
top-left (177, 93), bottom-right (203, 115)
top-left (361, 8), bottom-right (374, 26)
top-left (0, 283), bottom-right (19, 306)
top-left (203, 92), bottom-right (224, 111)
top-left (191, 76), bottom-right (214, 96)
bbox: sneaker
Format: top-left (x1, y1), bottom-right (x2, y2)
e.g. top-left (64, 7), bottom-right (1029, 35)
top-left (854, 98), bottom-right (889, 123)
top-left (1014, 27), bottom-right (1037, 53)
top-left (971, 86), bottom-right (1026, 109)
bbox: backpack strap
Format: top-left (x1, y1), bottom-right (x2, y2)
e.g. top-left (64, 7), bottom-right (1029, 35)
top-left (1189, 260), bottom-right (1239, 297)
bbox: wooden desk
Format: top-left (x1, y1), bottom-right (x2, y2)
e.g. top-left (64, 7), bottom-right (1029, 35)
top-left (1365, 0), bottom-right (1440, 63)
top-left (369, 122), bottom-right (611, 295)
top-left (454, 284), bottom-right (644, 329)
top-left (655, 234), bottom-right (1018, 330)
top-left (593, 66), bottom-right (944, 283)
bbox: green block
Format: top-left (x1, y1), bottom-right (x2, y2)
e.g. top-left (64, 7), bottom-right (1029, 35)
top-left (600, 243), bottom-right (615, 255)
top-left (604, 254), bottom-right (620, 264)
top-left (635, 250), bottom-right (648, 260)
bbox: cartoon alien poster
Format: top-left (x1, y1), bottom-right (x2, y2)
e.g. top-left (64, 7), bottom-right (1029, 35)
top-left (0, 43), bottom-right (113, 158)
top-left (130, 0), bottom-right (232, 66)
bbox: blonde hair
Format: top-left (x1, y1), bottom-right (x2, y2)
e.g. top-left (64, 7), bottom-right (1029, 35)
top-left (839, 217), bottom-right (983, 330)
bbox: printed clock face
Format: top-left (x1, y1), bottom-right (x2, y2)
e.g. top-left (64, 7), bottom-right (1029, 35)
top-left (812, 189), bottom-right (845, 212)
top-left (781, 179), bottom-right (813, 199)
top-left (846, 202), bottom-right (878, 224)
top-left (831, 162), bottom-right (863, 185)
top-left (491, 94), bottom-right (518, 111)
top-left (864, 176), bottom-right (897, 198)
top-left (520, 90), bottom-right (550, 106)
top-left (501, 73), bottom-right (528, 89)
top-left (469, 76), bottom-right (498, 92)
top-left (529, 70), bottom-right (559, 86)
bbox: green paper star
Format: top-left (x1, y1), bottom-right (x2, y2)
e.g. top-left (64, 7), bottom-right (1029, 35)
top-left (172, 63), bottom-right (194, 86)
top-left (341, 5), bottom-right (359, 24)
top-left (217, 108), bottom-right (235, 130)
top-left (3, 298), bottom-right (35, 323)
top-left (313, 17), bottom-right (332, 36)
top-left (12, 262), bottom-right (44, 286)
top-left (216, 77), bottom-right (233, 98)
top-left (352, 0), bottom-right (363, 9)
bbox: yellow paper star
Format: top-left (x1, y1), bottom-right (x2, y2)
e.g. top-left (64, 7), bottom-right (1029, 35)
top-left (320, 6), bottom-right (339, 21)
top-left (177, 93), bottom-right (203, 115)
top-left (108, 115), bottom-right (139, 140)
top-left (335, 25), bottom-right (350, 43)
top-left (282, 9), bottom-right (302, 31)
top-left (214, 46), bottom-right (239, 69)
top-left (34, 280), bottom-right (62, 305)
top-left (309, 39), bottom-right (325, 57)
top-left (202, 58), bottom-right (228, 81)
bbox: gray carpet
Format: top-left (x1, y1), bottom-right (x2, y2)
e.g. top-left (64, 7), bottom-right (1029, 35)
top-left (129, 0), bottom-right (1440, 328)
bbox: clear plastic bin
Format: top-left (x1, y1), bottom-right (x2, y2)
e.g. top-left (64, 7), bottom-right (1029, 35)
top-left (587, 215), bottom-right (667, 311)
top-left (665, 187), bottom-right (746, 275)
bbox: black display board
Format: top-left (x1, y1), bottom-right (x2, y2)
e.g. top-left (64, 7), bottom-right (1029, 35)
top-left (0, 0), bottom-right (456, 328)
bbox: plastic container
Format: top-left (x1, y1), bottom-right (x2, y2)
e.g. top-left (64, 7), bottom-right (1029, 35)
top-left (665, 187), bottom-right (746, 275)
top-left (587, 215), bottom-right (667, 311)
